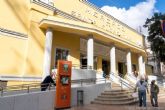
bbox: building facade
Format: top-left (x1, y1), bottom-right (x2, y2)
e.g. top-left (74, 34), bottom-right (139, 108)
top-left (0, 0), bottom-right (147, 85)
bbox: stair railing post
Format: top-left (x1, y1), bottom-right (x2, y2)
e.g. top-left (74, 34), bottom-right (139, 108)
top-left (81, 79), bottom-right (83, 86)
top-left (27, 86), bottom-right (30, 93)
top-left (48, 83), bottom-right (51, 90)
top-left (1, 87), bottom-right (3, 96)
top-left (120, 78), bottom-right (123, 90)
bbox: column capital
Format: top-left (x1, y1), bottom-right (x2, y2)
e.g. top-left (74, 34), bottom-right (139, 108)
top-left (46, 27), bottom-right (53, 32)
top-left (87, 34), bottom-right (93, 39)
top-left (109, 42), bottom-right (115, 47)
top-left (137, 52), bottom-right (143, 56)
top-left (125, 48), bottom-right (131, 52)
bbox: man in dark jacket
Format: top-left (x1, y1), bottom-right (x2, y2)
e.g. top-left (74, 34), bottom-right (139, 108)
top-left (41, 73), bottom-right (56, 91)
top-left (150, 80), bottom-right (159, 107)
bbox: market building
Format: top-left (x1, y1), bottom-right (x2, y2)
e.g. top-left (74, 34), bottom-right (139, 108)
top-left (0, 0), bottom-right (147, 86)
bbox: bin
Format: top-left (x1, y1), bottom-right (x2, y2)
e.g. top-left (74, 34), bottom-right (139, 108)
top-left (77, 90), bottom-right (83, 106)
top-left (0, 80), bottom-right (7, 88)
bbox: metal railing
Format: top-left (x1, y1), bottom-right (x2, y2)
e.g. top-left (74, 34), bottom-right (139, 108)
top-left (110, 72), bottom-right (135, 90)
top-left (0, 83), bottom-right (55, 96)
top-left (72, 64), bottom-right (88, 69)
top-left (0, 78), bottom-right (108, 97)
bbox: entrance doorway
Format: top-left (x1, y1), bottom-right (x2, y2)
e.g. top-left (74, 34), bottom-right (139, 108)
top-left (80, 54), bottom-right (87, 69)
top-left (102, 60), bottom-right (110, 77)
top-left (118, 62), bottom-right (125, 78)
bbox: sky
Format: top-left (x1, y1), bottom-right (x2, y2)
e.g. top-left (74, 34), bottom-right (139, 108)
top-left (88, 0), bottom-right (165, 35)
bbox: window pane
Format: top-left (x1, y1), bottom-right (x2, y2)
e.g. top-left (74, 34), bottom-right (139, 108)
top-left (55, 48), bottom-right (69, 68)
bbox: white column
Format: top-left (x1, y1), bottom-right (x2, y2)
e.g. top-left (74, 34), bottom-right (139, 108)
top-left (110, 46), bottom-right (116, 74)
top-left (43, 28), bottom-right (53, 80)
top-left (143, 61), bottom-right (146, 75)
top-left (138, 55), bottom-right (144, 77)
top-left (126, 51), bottom-right (132, 75)
top-left (87, 36), bottom-right (94, 69)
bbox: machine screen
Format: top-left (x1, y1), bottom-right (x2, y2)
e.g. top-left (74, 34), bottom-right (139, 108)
top-left (61, 76), bottom-right (69, 85)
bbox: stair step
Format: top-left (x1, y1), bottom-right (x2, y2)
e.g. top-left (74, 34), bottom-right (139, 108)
top-left (105, 89), bottom-right (133, 92)
top-left (91, 81), bottom-right (138, 106)
top-left (91, 99), bottom-right (138, 105)
top-left (95, 97), bottom-right (137, 101)
top-left (104, 90), bottom-right (133, 92)
top-left (98, 95), bottom-right (130, 98)
top-left (98, 95), bottom-right (134, 99)
top-left (103, 91), bottom-right (133, 95)
top-left (101, 93), bottom-right (130, 97)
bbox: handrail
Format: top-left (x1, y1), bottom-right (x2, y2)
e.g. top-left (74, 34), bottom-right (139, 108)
top-left (72, 64), bottom-right (87, 69)
top-left (0, 78), bottom-right (108, 96)
top-left (127, 73), bottom-right (138, 80)
top-left (110, 72), bottom-right (135, 89)
top-left (126, 73), bottom-right (138, 84)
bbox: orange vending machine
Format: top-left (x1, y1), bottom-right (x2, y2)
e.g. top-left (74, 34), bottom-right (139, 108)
top-left (55, 60), bottom-right (72, 109)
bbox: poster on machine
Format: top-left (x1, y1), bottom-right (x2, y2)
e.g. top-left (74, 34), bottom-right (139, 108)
top-left (55, 60), bottom-right (72, 109)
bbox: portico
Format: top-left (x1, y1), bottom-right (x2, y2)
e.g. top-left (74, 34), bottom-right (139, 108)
top-left (41, 16), bottom-right (146, 80)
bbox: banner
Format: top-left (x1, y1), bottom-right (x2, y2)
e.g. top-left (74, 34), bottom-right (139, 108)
top-left (161, 20), bottom-right (165, 35)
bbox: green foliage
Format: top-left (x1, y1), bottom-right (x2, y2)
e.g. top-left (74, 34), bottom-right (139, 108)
top-left (144, 13), bottom-right (165, 62)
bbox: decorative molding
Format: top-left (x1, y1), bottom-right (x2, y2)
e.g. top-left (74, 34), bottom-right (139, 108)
top-left (40, 19), bottom-right (144, 51)
top-left (0, 28), bottom-right (28, 39)
top-left (80, 0), bottom-right (142, 36)
top-left (31, 0), bottom-right (55, 11)
top-left (31, 0), bottom-right (86, 23)
top-left (0, 75), bottom-right (42, 81)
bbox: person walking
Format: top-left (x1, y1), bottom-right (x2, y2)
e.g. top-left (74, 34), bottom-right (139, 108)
top-left (150, 80), bottom-right (159, 107)
top-left (41, 72), bottom-right (56, 91)
top-left (135, 76), bottom-right (149, 107)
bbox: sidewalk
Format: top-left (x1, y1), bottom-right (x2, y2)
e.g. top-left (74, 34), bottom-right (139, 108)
top-left (70, 97), bottom-right (165, 110)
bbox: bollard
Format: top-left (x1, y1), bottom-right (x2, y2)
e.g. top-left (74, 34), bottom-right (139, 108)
top-left (48, 83), bottom-right (51, 90)
top-left (1, 87), bottom-right (3, 96)
top-left (27, 86), bottom-right (30, 93)
top-left (77, 90), bottom-right (84, 106)
top-left (80, 79), bottom-right (83, 86)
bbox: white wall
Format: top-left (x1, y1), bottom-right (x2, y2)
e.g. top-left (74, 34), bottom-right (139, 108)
top-left (0, 83), bottom-right (109, 110)
top-left (71, 83), bottom-right (110, 106)
top-left (0, 90), bottom-right (55, 110)
top-left (72, 69), bottom-right (96, 80)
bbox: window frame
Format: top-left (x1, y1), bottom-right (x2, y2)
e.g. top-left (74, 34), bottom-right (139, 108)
top-left (54, 47), bottom-right (70, 68)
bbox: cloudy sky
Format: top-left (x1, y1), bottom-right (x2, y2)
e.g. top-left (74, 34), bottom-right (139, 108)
top-left (88, 0), bottom-right (165, 35)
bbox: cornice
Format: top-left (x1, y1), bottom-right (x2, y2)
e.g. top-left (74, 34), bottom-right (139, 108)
top-left (0, 28), bottom-right (28, 39)
top-left (80, 0), bottom-right (142, 36)
top-left (40, 19), bottom-right (145, 52)
top-left (31, 0), bottom-right (87, 23)
top-left (0, 75), bottom-right (42, 81)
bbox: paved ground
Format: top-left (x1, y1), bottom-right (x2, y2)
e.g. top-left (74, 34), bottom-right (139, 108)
top-left (70, 97), bottom-right (165, 110)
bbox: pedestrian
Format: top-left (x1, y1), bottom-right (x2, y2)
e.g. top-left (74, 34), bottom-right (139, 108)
top-left (145, 74), bottom-right (148, 83)
top-left (41, 72), bottom-right (56, 91)
top-left (135, 76), bottom-right (149, 107)
top-left (150, 80), bottom-right (159, 107)
top-left (134, 71), bottom-right (138, 77)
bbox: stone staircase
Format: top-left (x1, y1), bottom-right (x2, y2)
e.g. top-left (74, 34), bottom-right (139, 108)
top-left (91, 89), bottom-right (138, 105)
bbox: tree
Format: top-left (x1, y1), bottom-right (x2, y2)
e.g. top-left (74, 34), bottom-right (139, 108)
top-left (144, 13), bottom-right (165, 62)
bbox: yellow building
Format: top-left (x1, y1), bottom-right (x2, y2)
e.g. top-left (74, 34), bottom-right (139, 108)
top-left (0, 0), bottom-right (147, 86)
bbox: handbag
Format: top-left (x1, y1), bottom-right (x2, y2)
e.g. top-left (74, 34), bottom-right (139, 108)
top-left (132, 92), bottom-right (138, 98)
